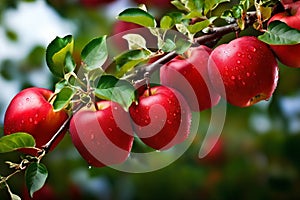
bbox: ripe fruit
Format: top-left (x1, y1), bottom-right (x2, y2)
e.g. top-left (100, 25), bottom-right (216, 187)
top-left (160, 45), bottom-right (221, 111)
top-left (268, 3), bottom-right (300, 68)
top-left (129, 85), bottom-right (192, 150)
top-left (4, 87), bottom-right (68, 155)
top-left (208, 36), bottom-right (279, 107)
top-left (69, 101), bottom-right (134, 167)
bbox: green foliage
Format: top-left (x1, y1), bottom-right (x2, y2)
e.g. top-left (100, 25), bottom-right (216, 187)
top-left (81, 36), bottom-right (108, 71)
top-left (258, 21), bottom-right (300, 45)
top-left (117, 8), bottom-right (157, 28)
top-left (53, 87), bottom-right (75, 112)
top-left (95, 75), bottom-right (135, 110)
top-left (0, 133), bottom-right (35, 153)
top-left (25, 162), bottom-right (48, 198)
top-left (46, 35), bottom-right (74, 78)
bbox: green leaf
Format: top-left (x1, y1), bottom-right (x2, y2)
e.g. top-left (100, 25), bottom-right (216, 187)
top-left (114, 49), bottom-right (151, 78)
top-left (64, 52), bottom-right (76, 74)
top-left (25, 162), bottom-right (48, 198)
top-left (53, 87), bottom-right (75, 112)
top-left (117, 8), bottom-right (156, 28)
top-left (95, 75), bottom-right (135, 110)
top-left (187, 19), bottom-right (210, 34)
top-left (122, 34), bottom-right (147, 50)
top-left (81, 36), bottom-right (108, 71)
top-left (258, 21), bottom-right (300, 45)
top-left (161, 39), bottom-right (177, 52)
top-left (46, 35), bottom-right (74, 78)
top-left (204, 0), bottom-right (230, 15)
top-left (160, 12), bottom-right (184, 29)
top-left (175, 37), bottom-right (192, 54)
top-left (0, 132), bottom-right (35, 153)
top-left (171, 0), bottom-right (188, 11)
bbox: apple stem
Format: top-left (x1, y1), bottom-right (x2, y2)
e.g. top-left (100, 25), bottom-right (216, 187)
top-left (42, 102), bottom-right (84, 153)
top-left (144, 72), bottom-right (152, 96)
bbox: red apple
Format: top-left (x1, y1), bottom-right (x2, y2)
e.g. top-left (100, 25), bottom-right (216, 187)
top-left (268, 3), bottom-right (300, 68)
top-left (129, 85), bottom-right (192, 150)
top-left (69, 101), bottom-right (134, 167)
top-left (160, 45), bottom-right (221, 111)
top-left (4, 87), bottom-right (68, 155)
top-left (208, 36), bottom-right (279, 107)
top-left (22, 184), bottom-right (58, 200)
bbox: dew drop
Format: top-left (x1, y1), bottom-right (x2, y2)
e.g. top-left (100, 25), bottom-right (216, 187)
top-left (247, 54), bottom-right (252, 59)
top-left (34, 120), bottom-right (38, 125)
top-left (167, 120), bottom-right (172, 124)
top-left (250, 46), bottom-right (256, 52)
top-left (183, 71), bottom-right (187, 75)
top-left (29, 118), bottom-right (33, 123)
top-left (167, 99), bottom-right (172, 104)
top-left (242, 81), bottom-right (246, 86)
top-left (135, 109), bottom-right (139, 113)
top-left (35, 114), bottom-right (39, 118)
top-left (237, 60), bottom-right (241, 64)
top-left (230, 76), bottom-right (236, 80)
top-left (88, 166), bottom-right (92, 170)
top-left (108, 128), bottom-right (113, 132)
top-left (114, 107), bottom-right (118, 110)
top-left (173, 113), bottom-right (177, 117)
top-left (109, 116), bottom-right (114, 120)
top-left (237, 52), bottom-right (242, 57)
top-left (91, 134), bottom-right (95, 140)
top-left (246, 72), bottom-right (251, 77)
top-left (238, 75), bottom-right (242, 80)
top-left (21, 120), bottom-right (24, 124)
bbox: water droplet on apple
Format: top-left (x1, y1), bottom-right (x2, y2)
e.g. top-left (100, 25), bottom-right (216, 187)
top-left (237, 52), bottom-right (242, 57)
top-left (246, 72), bottom-right (251, 77)
top-left (250, 46), bottom-right (256, 52)
top-left (29, 118), bottom-right (33, 123)
top-left (35, 114), bottom-right (39, 118)
top-left (242, 81), bottom-right (246, 86)
top-left (114, 107), bottom-right (118, 110)
top-left (34, 120), bottom-right (38, 125)
top-left (247, 54), bottom-right (252, 59)
top-left (21, 120), bottom-right (24, 124)
top-left (108, 128), bottom-right (113, 132)
top-left (230, 76), bottom-right (235, 80)
top-left (167, 120), bottom-right (172, 124)
top-left (90, 134), bottom-right (95, 140)
top-left (237, 60), bottom-right (241, 64)
top-left (238, 75), bottom-right (242, 80)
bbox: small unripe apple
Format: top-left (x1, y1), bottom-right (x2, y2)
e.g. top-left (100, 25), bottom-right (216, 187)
top-left (160, 45), bottom-right (221, 111)
top-left (129, 85), bottom-right (192, 150)
top-left (69, 101), bottom-right (134, 167)
top-left (268, 3), bottom-right (300, 68)
top-left (208, 36), bottom-right (279, 107)
top-left (4, 87), bottom-right (68, 155)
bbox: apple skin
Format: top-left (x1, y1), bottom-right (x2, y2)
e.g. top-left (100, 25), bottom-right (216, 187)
top-left (208, 36), bottom-right (279, 107)
top-left (69, 101), bottom-right (134, 167)
top-left (22, 184), bottom-right (58, 200)
top-left (4, 87), bottom-right (68, 155)
top-left (129, 86), bottom-right (192, 150)
top-left (268, 4), bottom-right (300, 68)
top-left (160, 45), bottom-right (221, 111)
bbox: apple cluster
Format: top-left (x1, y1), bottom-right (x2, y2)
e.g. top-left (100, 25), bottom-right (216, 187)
top-left (3, 3), bottom-right (300, 168)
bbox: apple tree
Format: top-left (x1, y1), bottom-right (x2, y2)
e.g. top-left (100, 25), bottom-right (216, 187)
top-left (1, 0), bottom-right (300, 199)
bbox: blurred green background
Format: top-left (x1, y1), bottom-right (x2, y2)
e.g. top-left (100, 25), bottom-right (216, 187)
top-left (1, 0), bottom-right (300, 199)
